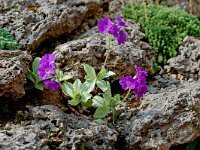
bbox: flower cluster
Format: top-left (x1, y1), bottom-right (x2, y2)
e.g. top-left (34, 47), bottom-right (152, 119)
top-left (38, 54), bottom-right (60, 91)
top-left (98, 16), bottom-right (127, 45)
top-left (119, 65), bottom-right (148, 99)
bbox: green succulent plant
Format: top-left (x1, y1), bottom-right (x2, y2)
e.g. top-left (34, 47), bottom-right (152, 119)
top-left (0, 28), bottom-right (18, 50)
top-left (123, 3), bottom-right (200, 70)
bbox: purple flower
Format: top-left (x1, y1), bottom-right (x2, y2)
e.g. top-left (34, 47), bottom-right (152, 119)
top-left (38, 54), bottom-right (56, 79)
top-left (109, 25), bottom-right (127, 45)
top-left (98, 17), bottom-right (127, 45)
top-left (108, 24), bottom-right (120, 37)
top-left (134, 82), bottom-right (148, 99)
top-left (44, 78), bottom-right (60, 91)
top-left (135, 65), bottom-right (148, 81)
top-left (98, 17), bottom-right (114, 33)
top-left (119, 75), bottom-right (137, 90)
top-left (116, 30), bottom-right (127, 45)
top-left (116, 16), bottom-right (127, 27)
top-left (120, 65), bottom-right (148, 99)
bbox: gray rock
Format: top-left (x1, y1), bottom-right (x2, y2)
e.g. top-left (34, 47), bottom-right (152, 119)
top-left (0, 105), bottom-right (118, 150)
top-left (164, 36), bottom-right (200, 80)
top-left (0, 0), bottom-right (102, 51)
top-left (117, 80), bottom-right (200, 150)
top-left (0, 50), bottom-right (31, 99)
top-left (54, 19), bottom-right (155, 80)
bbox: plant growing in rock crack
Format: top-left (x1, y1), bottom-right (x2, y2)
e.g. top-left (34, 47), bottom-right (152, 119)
top-left (123, 2), bottom-right (200, 71)
top-left (27, 16), bottom-right (148, 123)
top-left (0, 28), bottom-right (19, 50)
top-left (48, 126), bottom-right (63, 142)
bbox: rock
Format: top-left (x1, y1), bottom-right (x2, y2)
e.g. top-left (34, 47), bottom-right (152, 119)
top-left (0, 105), bottom-right (118, 150)
top-left (0, 50), bottom-right (31, 99)
top-left (164, 36), bottom-right (200, 81)
top-left (116, 80), bottom-right (200, 150)
top-left (54, 19), bottom-right (155, 80)
top-left (0, 0), bottom-right (103, 51)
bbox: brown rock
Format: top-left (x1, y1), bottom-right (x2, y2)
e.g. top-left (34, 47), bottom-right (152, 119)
top-left (0, 50), bottom-right (31, 99)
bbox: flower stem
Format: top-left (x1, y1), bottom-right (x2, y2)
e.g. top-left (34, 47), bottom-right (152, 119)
top-left (103, 34), bottom-right (111, 67)
top-left (122, 89), bottom-right (131, 101)
top-left (189, 0), bottom-right (193, 15)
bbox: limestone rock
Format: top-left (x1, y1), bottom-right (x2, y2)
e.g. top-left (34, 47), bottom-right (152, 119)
top-left (0, 105), bottom-right (118, 150)
top-left (164, 36), bottom-right (200, 80)
top-left (117, 80), bottom-right (200, 150)
top-left (54, 19), bottom-right (155, 80)
top-left (0, 50), bottom-right (31, 99)
top-left (0, 0), bottom-right (102, 51)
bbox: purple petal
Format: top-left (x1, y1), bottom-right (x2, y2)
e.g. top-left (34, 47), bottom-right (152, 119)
top-left (44, 78), bottom-right (60, 91)
top-left (117, 30), bottom-right (127, 45)
top-left (108, 24), bottom-right (120, 37)
top-left (98, 17), bottom-right (113, 33)
top-left (134, 84), bottom-right (148, 99)
top-left (119, 75), bottom-right (136, 90)
top-left (38, 53), bottom-right (56, 80)
top-left (116, 16), bottom-right (127, 27)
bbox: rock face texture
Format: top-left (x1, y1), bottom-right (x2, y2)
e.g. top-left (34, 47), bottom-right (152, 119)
top-left (0, 50), bottom-right (31, 99)
top-left (0, 0), bottom-right (103, 51)
top-left (54, 19), bottom-right (155, 80)
top-left (0, 105), bottom-right (118, 150)
top-left (117, 80), bottom-right (200, 150)
top-left (164, 37), bottom-right (200, 81)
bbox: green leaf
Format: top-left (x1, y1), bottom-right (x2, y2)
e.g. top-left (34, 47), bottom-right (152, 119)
top-left (73, 79), bottom-right (82, 92)
top-left (97, 67), bottom-right (107, 80)
top-left (96, 80), bottom-right (107, 92)
top-left (51, 127), bottom-right (60, 132)
top-left (32, 57), bottom-right (41, 75)
top-left (94, 119), bottom-right (107, 124)
top-left (105, 82), bottom-right (112, 97)
top-left (27, 70), bottom-right (35, 83)
top-left (111, 107), bottom-right (118, 123)
top-left (55, 69), bottom-right (63, 82)
top-left (97, 67), bottom-right (115, 80)
top-left (110, 94), bottom-right (121, 107)
top-left (93, 106), bottom-right (110, 119)
top-left (69, 97), bottom-right (80, 106)
top-left (82, 80), bottom-right (95, 93)
top-left (92, 95), bottom-right (104, 107)
top-left (106, 71), bottom-right (116, 78)
top-left (51, 137), bottom-right (58, 142)
top-left (61, 82), bottom-right (73, 97)
top-left (81, 92), bottom-right (92, 103)
top-left (81, 99), bottom-right (93, 110)
top-left (62, 74), bottom-right (72, 81)
top-left (35, 84), bottom-right (44, 90)
top-left (83, 64), bottom-right (96, 81)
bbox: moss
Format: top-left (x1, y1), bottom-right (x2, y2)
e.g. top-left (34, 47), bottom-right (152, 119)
top-left (123, 3), bottom-right (200, 70)
top-left (0, 28), bottom-right (19, 50)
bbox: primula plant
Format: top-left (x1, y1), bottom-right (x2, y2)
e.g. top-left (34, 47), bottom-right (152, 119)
top-left (27, 16), bottom-right (148, 123)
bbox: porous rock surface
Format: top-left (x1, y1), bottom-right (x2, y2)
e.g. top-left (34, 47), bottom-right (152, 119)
top-left (117, 80), bottom-right (200, 150)
top-left (0, 50), bottom-right (31, 99)
top-left (164, 36), bottom-right (200, 81)
top-left (0, 105), bottom-right (118, 150)
top-left (0, 0), bottom-right (104, 51)
top-left (54, 19), bottom-right (155, 80)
